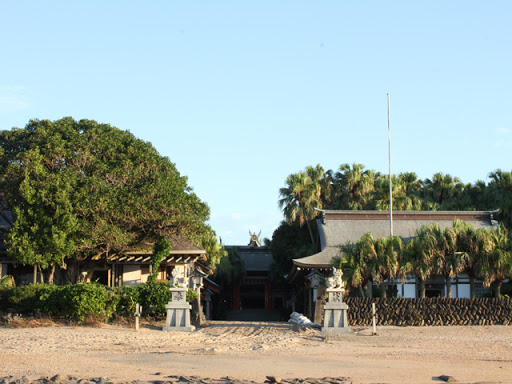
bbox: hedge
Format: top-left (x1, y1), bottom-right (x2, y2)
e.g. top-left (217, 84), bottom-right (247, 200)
top-left (0, 282), bottom-right (197, 323)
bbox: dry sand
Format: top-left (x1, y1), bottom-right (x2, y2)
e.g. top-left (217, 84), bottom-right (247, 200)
top-left (0, 321), bottom-right (511, 384)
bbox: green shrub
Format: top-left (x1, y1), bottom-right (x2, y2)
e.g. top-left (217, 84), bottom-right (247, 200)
top-left (0, 284), bottom-right (57, 314)
top-left (0, 281), bottom-right (200, 323)
top-left (136, 281), bottom-right (172, 318)
top-left (40, 283), bottom-right (120, 323)
top-left (116, 285), bottom-right (140, 316)
top-left (0, 275), bottom-right (15, 288)
top-left (187, 288), bottom-right (199, 303)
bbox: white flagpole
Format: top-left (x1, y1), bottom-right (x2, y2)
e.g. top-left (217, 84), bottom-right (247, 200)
top-left (388, 93), bottom-right (393, 237)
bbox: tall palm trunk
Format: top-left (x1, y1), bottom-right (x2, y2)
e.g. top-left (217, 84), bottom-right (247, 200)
top-left (418, 278), bottom-right (426, 298)
top-left (445, 277), bottom-right (452, 298)
top-left (306, 220), bottom-right (317, 249)
top-left (382, 281), bottom-right (389, 298)
top-left (469, 275), bottom-right (476, 298)
top-left (494, 280), bottom-right (503, 298)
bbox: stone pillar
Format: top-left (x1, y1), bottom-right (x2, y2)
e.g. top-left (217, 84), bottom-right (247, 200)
top-left (163, 288), bottom-right (195, 332)
top-left (322, 289), bottom-right (350, 334)
top-left (204, 290), bottom-right (212, 320)
top-left (306, 271), bottom-right (323, 320)
top-left (322, 266), bottom-right (350, 334)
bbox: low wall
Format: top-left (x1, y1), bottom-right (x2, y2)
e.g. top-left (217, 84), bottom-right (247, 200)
top-left (344, 297), bottom-right (512, 326)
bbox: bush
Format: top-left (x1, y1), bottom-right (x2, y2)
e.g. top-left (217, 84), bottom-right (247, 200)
top-left (0, 284), bottom-right (57, 314)
top-left (41, 283), bottom-right (120, 323)
top-left (136, 281), bottom-right (172, 318)
top-left (0, 281), bottom-right (200, 323)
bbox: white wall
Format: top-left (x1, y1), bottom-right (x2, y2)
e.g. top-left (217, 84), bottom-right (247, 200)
top-left (456, 284), bottom-right (471, 298)
top-left (403, 284), bottom-right (416, 298)
top-left (122, 265), bottom-right (141, 286)
top-left (140, 268), bottom-right (149, 284)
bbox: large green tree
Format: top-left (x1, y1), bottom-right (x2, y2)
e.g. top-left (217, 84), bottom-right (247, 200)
top-left (0, 118), bottom-right (210, 282)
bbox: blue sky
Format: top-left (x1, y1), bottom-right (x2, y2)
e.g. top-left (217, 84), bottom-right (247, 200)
top-left (1, 1), bottom-right (511, 245)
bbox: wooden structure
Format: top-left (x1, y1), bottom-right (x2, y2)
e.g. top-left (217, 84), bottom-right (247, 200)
top-left (289, 210), bottom-right (498, 319)
top-left (225, 233), bottom-right (287, 320)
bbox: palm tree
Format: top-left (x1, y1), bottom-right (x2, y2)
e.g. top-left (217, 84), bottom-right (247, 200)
top-left (405, 225), bottom-right (437, 298)
top-left (487, 169), bottom-right (512, 229)
top-left (373, 175), bottom-right (424, 211)
top-left (423, 172), bottom-right (464, 207)
top-left (333, 163), bottom-right (376, 210)
top-left (305, 164), bottom-right (331, 209)
top-left (333, 232), bottom-right (376, 297)
top-left (278, 164), bottom-right (328, 248)
top-left (373, 235), bottom-right (404, 298)
top-left (201, 233), bottom-right (228, 271)
top-left (431, 222), bottom-right (464, 298)
top-left (478, 224), bottom-right (512, 298)
top-left (458, 222), bottom-right (484, 298)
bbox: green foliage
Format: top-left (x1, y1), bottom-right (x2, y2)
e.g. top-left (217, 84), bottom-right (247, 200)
top-left (200, 232), bottom-right (228, 271)
top-left (0, 283), bottom-right (57, 314)
top-left (41, 283), bottom-right (120, 322)
top-left (187, 288), bottom-right (199, 302)
top-left (332, 221), bottom-right (512, 299)
top-left (213, 247), bottom-right (245, 287)
top-left (0, 275), bottom-right (14, 288)
top-left (0, 281), bottom-right (203, 322)
top-left (278, 164), bottom-right (328, 247)
top-left (0, 118), bottom-right (211, 281)
top-left (279, 163), bottom-right (512, 235)
top-left (133, 281), bottom-right (172, 318)
top-left (269, 220), bottom-right (315, 281)
top-left (148, 236), bottom-right (171, 283)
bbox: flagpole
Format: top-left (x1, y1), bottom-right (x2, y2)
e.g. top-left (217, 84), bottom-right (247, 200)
top-left (388, 93), bottom-right (393, 237)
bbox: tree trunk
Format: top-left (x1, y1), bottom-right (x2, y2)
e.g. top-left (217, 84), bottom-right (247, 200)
top-left (38, 265), bottom-right (44, 283)
top-left (365, 280), bottom-right (373, 298)
top-left (358, 286), bottom-right (365, 297)
top-left (445, 277), bottom-right (452, 298)
top-left (494, 280), bottom-right (502, 298)
top-left (33, 265), bottom-right (37, 284)
top-left (419, 278), bottom-right (426, 298)
top-left (382, 281), bottom-right (388, 298)
top-left (469, 275), bottom-right (475, 298)
top-left (305, 221), bottom-right (317, 250)
top-left (63, 260), bottom-right (81, 284)
top-left (48, 265), bottom-right (56, 284)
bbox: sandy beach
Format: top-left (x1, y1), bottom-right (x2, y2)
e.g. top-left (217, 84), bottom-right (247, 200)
top-left (0, 321), bottom-right (511, 384)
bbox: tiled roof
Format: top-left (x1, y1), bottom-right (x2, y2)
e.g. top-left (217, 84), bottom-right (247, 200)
top-left (294, 210), bottom-right (495, 269)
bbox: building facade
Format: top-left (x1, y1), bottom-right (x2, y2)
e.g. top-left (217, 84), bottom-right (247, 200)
top-left (290, 210), bottom-right (497, 318)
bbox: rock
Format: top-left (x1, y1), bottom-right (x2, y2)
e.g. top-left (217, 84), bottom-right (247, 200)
top-left (265, 377), bottom-right (281, 383)
top-left (435, 375), bottom-right (457, 382)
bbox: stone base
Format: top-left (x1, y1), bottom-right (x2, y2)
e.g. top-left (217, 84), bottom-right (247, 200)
top-left (162, 288), bottom-right (195, 332)
top-left (162, 324), bottom-right (196, 332)
top-left (322, 301), bottom-right (350, 335)
top-left (321, 326), bottom-right (351, 334)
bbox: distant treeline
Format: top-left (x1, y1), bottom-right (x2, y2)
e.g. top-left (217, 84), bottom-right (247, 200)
top-left (279, 163), bottom-right (512, 231)
top-left (270, 164), bottom-right (512, 282)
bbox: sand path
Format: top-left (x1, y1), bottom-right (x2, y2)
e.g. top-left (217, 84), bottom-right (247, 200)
top-left (1, 321), bottom-right (511, 384)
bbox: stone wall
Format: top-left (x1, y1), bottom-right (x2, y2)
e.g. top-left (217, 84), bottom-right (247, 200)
top-left (345, 297), bottom-right (512, 326)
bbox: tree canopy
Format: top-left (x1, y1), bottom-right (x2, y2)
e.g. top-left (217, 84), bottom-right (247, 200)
top-left (0, 118), bottom-right (211, 281)
top-left (278, 163), bottom-right (512, 231)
